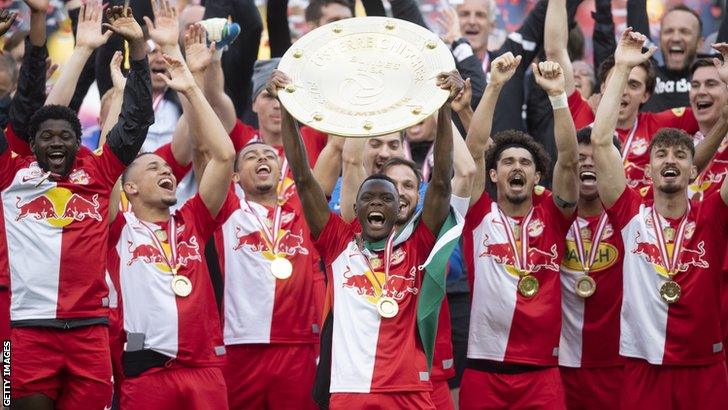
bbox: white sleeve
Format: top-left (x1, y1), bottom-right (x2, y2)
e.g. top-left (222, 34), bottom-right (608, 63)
top-left (449, 194), bottom-right (470, 218)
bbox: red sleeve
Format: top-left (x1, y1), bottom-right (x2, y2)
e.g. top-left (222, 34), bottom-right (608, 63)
top-left (650, 107), bottom-right (699, 135)
top-left (154, 143), bottom-right (191, 183)
top-left (5, 123), bottom-right (32, 157)
top-left (568, 90), bottom-right (595, 130)
top-left (411, 219), bottom-right (436, 264)
top-left (700, 190), bottom-right (728, 235)
top-left (464, 191), bottom-right (493, 233)
top-left (179, 188), bottom-right (237, 241)
top-left (604, 187), bottom-right (642, 233)
top-left (215, 184), bottom-right (240, 223)
top-left (300, 126), bottom-right (328, 167)
top-left (540, 194), bottom-right (577, 235)
top-left (230, 119), bottom-right (258, 153)
top-left (313, 212), bottom-right (355, 266)
top-left (89, 143), bottom-right (127, 189)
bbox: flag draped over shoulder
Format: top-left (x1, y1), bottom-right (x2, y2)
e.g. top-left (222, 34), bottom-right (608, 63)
top-left (366, 207), bottom-right (464, 370)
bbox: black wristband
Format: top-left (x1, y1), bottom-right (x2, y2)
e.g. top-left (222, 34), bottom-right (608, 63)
top-left (554, 195), bottom-right (577, 208)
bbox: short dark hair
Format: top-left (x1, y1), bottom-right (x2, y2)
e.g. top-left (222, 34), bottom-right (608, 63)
top-left (689, 57), bottom-right (720, 78)
top-left (356, 173), bottom-right (398, 199)
top-left (648, 128), bottom-right (695, 158)
top-left (234, 141), bottom-right (278, 172)
top-left (598, 55), bottom-right (657, 95)
top-left (484, 130), bottom-right (551, 182)
top-left (304, 0), bottom-right (353, 24)
top-left (380, 157), bottom-right (423, 187)
top-left (28, 105), bottom-right (82, 142)
top-left (121, 152), bottom-right (157, 185)
top-left (576, 127), bottom-right (622, 151)
top-left (662, 4), bottom-right (703, 35)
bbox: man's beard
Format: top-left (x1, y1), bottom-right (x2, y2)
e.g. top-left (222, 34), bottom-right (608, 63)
top-left (505, 191), bottom-right (528, 205)
top-left (162, 197), bottom-right (178, 206)
top-left (658, 182), bottom-right (683, 194)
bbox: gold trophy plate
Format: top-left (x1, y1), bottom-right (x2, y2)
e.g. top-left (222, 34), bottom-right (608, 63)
top-left (278, 17), bottom-right (456, 137)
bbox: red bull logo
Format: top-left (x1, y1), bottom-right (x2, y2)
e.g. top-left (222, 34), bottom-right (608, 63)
top-left (15, 189), bottom-right (102, 227)
top-left (479, 235), bottom-right (560, 273)
top-left (479, 234), bottom-right (516, 265)
top-left (382, 267), bottom-right (419, 300)
top-left (233, 226), bottom-right (309, 257)
top-left (631, 233), bottom-right (709, 275)
top-left (127, 236), bottom-right (201, 269)
top-left (342, 267), bottom-right (377, 297)
top-left (526, 244), bottom-right (559, 272)
top-left (631, 231), bottom-right (664, 265)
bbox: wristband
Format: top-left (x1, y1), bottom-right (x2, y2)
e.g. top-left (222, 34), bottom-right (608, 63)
top-left (548, 93), bottom-right (568, 110)
top-left (554, 194), bottom-right (577, 208)
top-left (450, 38), bottom-right (474, 63)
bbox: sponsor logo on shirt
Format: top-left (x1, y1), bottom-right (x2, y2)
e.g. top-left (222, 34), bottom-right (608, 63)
top-left (69, 169), bottom-right (91, 185)
top-left (629, 138), bottom-right (648, 156)
top-left (631, 231), bottom-right (708, 276)
top-left (562, 240), bottom-right (619, 273)
top-left (127, 236), bottom-right (201, 270)
top-left (341, 260), bottom-right (419, 304)
top-left (15, 189), bottom-right (101, 227)
top-left (232, 225), bottom-right (309, 260)
top-left (479, 234), bottom-right (560, 274)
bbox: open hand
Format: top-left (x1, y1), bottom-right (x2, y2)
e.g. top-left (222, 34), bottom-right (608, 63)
top-left (155, 54), bottom-right (196, 94)
top-left (103, 6), bottom-right (144, 42)
top-left (184, 23), bottom-right (214, 74)
top-left (76, 1), bottom-right (112, 50)
top-left (489, 52), bottom-right (521, 86)
top-left (143, 0), bottom-right (179, 48)
top-left (110, 51), bottom-right (127, 91)
top-left (614, 28), bottom-right (656, 69)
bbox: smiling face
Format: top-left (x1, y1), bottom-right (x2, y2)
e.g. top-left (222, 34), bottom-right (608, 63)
top-left (577, 143), bottom-right (599, 201)
top-left (690, 65), bottom-right (728, 129)
top-left (354, 178), bottom-right (400, 241)
top-left (647, 143), bottom-right (696, 195)
top-left (148, 44), bottom-right (168, 93)
top-left (234, 143), bottom-right (281, 197)
top-left (363, 133), bottom-right (404, 174)
top-left (489, 147), bottom-right (540, 205)
top-left (123, 154), bottom-right (178, 209)
top-left (253, 90), bottom-right (282, 137)
top-left (660, 9), bottom-right (702, 72)
top-left (383, 164), bottom-right (420, 225)
top-left (457, 0), bottom-right (493, 56)
top-left (31, 119), bottom-right (81, 177)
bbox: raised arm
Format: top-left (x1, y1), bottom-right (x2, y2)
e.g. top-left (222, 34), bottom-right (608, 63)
top-left (9, 0), bottom-right (48, 142)
top-left (101, 6), bottom-right (153, 165)
top-left (533, 61), bottom-right (578, 217)
top-left (544, 0), bottom-right (575, 96)
top-left (421, 71), bottom-right (459, 234)
top-left (694, 44), bottom-right (728, 173)
top-left (592, 0), bottom-right (616, 78)
top-left (157, 54), bottom-right (234, 216)
top-left (268, 70), bottom-right (329, 238)
top-left (466, 52), bottom-right (520, 206)
top-left (593, 29), bottom-right (656, 207)
top-left (312, 134), bottom-right (346, 197)
top-left (340, 137), bottom-right (367, 222)
top-left (452, 121), bottom-right (475, 199)
top-left (450, 78), bottom-right (473, 131)
top-left (46, 1), bottom-right (112, 106)
top-left (626, 0), bottom-right (652, 45)
top-left (142, 0), bottom-right (182, 59)
top-left (202, 44), bottom-right (237, 133)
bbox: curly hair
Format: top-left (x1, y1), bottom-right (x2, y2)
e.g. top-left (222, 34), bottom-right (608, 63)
top-left (649, 128), bottom-right (695, 158)
top-left (484, 130), bottom-right (551, 183)
top-left (28, 105), bottom-right (82, 142)
top-left (598, 55), bottom-right (656, 96)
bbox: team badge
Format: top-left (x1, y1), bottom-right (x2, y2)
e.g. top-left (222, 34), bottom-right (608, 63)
top-left (630, 138), bottom-right (648, 156)
top-left (527, 219), bottom-right (544, 238)
top-left (684, 222), bottom-right (695, 240)
top-left (602, 224), bottom-right (614, 240)
top-left (69, 169), bottom-right (90, 185)
top-left (390, 248), bottom-right (406, 266)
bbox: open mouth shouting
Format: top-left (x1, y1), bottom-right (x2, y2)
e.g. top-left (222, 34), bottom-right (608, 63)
top-left (508, 173), bottom-right (526, 190)
top-left (579, 170), bottom-right (597, 186)
top-left (660, 166), bottom-right (681, 180)
top-left (157, 176), bottom-right (175, 193)
top-left (47, 151), bottom-right (66, 169)
top-left (255, 163), bottom-right (272, 177)
top-left (367, 211), bottom-right (386, 229)
top-left (695, 99), bottom-right (714, 114)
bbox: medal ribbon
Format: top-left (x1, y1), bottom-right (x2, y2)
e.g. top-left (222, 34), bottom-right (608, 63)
top-left (498, 207), bottom-right (535, 275)
top-left (571, 213), bottom-right (609, 273)
top-left (650, 204), bottom-right (691, 277)
top-left (139, 216), bottom-right (179, 274)
top-left (620, 118), bottom-right (639, 163)
top-left (361, 229), bottom-right (397, 296)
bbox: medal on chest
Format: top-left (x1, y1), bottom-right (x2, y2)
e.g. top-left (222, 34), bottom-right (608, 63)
top-left (498, 207), bottom-right (539, 298)
top-left (571, 214), bottom-right (609, 298)
top-left (140, 216), bottom-right (193, 298)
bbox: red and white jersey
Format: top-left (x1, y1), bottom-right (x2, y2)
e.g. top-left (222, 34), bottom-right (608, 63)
top-left (559, 215), bottom-right (624, 368)
top-left (215, 192), bottom-right (319, 345)
top-left (689, 136), bottom-right (728, 200)
top-left (607, 188), bottom-right (727, 365)
top-left (568, 90), bottom-right (699, 192)
top-left (315, 213), bottom-right (436, 393)
top-left (108, 194), bottom-right (229, 366)
top-left (463, 192), bottom-right (574, 366)
top-left (0, 145), bottom-right (123, 321)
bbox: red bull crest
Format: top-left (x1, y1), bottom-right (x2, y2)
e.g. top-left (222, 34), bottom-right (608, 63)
top-left (15, 188), bottom-right (102, 227)
top-left (127, 236), bottom-right (201, 269)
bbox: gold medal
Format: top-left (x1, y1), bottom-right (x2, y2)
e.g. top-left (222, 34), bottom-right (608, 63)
top-left (575, 275), bottom-right (596, 298)
top-left (171, 275), bottom-right (192, 297)
top-left (660, 280), bottom-right (681, 304)
top-left (517, 275), bottom-right (539, 298)
top-left (376, 296), bottom-right (399, 318)
top-left (270, 256), bottom-right (293, 280)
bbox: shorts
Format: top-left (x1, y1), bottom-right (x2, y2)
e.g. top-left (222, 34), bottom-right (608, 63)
top-left (621, 358), bottom-right (728, 410)
top-left (459, 366), bottom-right (565, 410)
top-left (330, 391), bottom-right (435, 410)
top-left (223, 343), bottom-right (317, 410)
top-left (430, 379), bottom-right (454, 410)
top-left (560, 366), bottom-right (622, 410)
top-left (10, 325), bottom-right (112, 409)
top-left (121, 364), bottom-right (227, 410)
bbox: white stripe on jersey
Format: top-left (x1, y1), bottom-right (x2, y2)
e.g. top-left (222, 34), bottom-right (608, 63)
top-left (221, 202), bottom-right (276, 344)
top-left (619, 205), bottom-right (668, 364)
top-left (330, 240), bottom-right (381, 393)
top-left (105, 271), bottom-right (118, 309)
top-left (559, 267), bottom-right (586, 367)
top-left (117, 213), bottom-right (180, 358)
top-left (467, 202), bottom-right (518, 361)
top-left (4, 175), bottom-right (61, 321)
